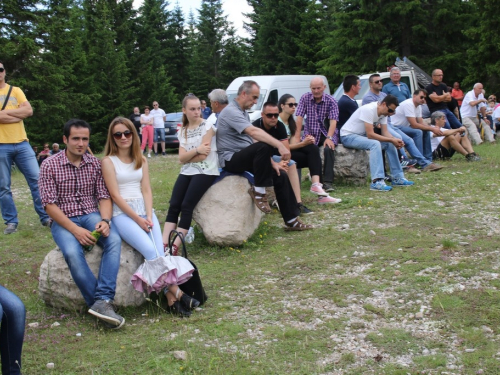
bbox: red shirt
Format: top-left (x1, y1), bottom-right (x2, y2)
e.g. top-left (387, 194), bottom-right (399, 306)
top-left (39, 151), bottom-right (110, 217)
top-left (451, 88), bottom-right (464, 106)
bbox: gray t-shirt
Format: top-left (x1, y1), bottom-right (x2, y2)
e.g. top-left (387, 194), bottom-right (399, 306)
top-left (216, 99), bottom-right (253, 167)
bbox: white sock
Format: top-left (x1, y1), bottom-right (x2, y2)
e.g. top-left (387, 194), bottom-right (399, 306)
top-left (287, 217), bottom-right (298, 224)
top-left (254, 186), bottom-right (266, 194)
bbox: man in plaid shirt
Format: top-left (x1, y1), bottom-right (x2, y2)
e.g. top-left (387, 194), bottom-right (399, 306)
top-left (39, 119), bottom-right (125, 329)
top-left (295, 77), bottom-right (339, 192)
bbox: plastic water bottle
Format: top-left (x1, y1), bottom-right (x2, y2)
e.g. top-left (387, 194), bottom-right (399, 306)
top-left (185, 227), bottom-right (195, 243)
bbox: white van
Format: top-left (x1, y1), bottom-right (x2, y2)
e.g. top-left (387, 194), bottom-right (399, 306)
top-left (226, 75), bottom-right (330, 121)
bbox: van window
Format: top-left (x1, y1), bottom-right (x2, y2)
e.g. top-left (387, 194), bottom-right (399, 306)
top-left (227, 90), bottom-right (268, 112)
top-left (333, 79), bottom-right (370, 101)
top-left (268, 89), bottom-right (278, 105)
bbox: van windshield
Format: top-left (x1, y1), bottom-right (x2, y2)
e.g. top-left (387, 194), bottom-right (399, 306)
top-left (333, 79), bottom-right (371, 101)
top-left (226, 90), bottom-right (268, 112)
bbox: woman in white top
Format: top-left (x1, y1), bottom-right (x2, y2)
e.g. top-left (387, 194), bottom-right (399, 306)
top-left (102, 117), bottom-right (199, 316)
top-left (162, 94), bottom-right (219, 254)
top-left (140, 106), bottom-right (154, 157)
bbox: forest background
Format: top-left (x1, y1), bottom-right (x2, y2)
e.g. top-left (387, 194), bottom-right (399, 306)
top-left (1, 0), bottom-right (498, 150)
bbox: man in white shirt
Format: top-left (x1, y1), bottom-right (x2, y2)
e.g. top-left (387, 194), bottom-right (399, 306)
top-left (340, 95), bottom-right (414, 191)
top-left (150, 101), bottom-right (167, 155)
top-left (460, 83), bottom-right (494, 145)
top-left (391, 89), bottom-right (443, 171)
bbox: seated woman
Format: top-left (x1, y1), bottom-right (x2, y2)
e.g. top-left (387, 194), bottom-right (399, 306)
top-left (162, 94), bottom-right (219, 254)
top-left (0, 284), bottom-right (25, 375)
top-left (430, 111), bottom-right (480, 162)
top-left (278, 94), bottom-right (341, 205)
top-left (37, 143), bottom-right (51, 165)
top-left (102, 117), bottom-right (199, 317)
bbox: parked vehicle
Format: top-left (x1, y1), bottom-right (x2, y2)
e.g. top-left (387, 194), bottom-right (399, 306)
top-left (226, 75), bottom-right (330, 121)
top-left (164, 112), bottom-right (183, 148)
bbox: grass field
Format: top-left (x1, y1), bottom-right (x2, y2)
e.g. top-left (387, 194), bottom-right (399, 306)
top-left (1, 143), bottom-right (500, 374)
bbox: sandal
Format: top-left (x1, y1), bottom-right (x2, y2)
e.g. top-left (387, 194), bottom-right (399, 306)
top-left (248, 187), bottom-right (271, 213)
top-left (285, 218), bottom-right (314, 231)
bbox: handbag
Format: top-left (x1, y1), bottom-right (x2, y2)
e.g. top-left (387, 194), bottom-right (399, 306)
top-left (1, 85), bottom-right (14, 110)
top-left (168, 230), bottom-right (208, 305)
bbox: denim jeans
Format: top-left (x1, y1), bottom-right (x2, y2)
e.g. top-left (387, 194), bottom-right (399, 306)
top-left (398, 126), bottom-right (433, 161)
top-left (113, 211), bottom-right (162, 260)
top-left (389, 125), bottom-right (431, 167)
top-left (154, 128), bottom-right (165, 142)
top-left (0, 141), bottom-right (49, 225)
top-left (51, 212), bottom-right (122, 307)
top-left (0, 285), bottom-right (25, 375)
top-left (341, 134), bottom-right (404, 181)
top-left (443, 108), bottom-right (461, 130)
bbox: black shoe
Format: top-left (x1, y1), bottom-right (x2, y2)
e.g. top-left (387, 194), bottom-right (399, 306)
top-left (168, 301), bottom-right (192, 317)
top-left (162, 152), bottom-right (166, 156)
top-left (298, 203), bottom-right (314, 215)
top-left (323, 183), bottom-right (335, 192)
top-left (180, 293), bottom-right (200, 310)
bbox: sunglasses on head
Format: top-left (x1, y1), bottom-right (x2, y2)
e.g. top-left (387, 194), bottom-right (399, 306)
top-left (113, 131), bottom-right (133, 140)
top-left (285, 103), bottom-right (298, 108)
top-left (265, 113), bottom-right (279, 119)
top-left (0, 68), bottom-right (5, 73)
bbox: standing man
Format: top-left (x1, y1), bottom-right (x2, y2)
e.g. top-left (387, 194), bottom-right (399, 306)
top-left (295, 76), bottom-right (339, 192)
top-left (129, 106), bottom-right (142, 143)
top-left (0, 61), bottom-right (51, 234)
top-left (201, 100), bottom-right (212, 120)
top-left (340, 95), bottom-right (415, 191)
top-left (382, 67), bottom-right (411, 104)
top-left (206, 89), bottom-right (228, 128)
top-left (150, 101), bottom-right (166, 155)
top-left (451, 82), bottom-right (464, 107)
top-left (39, 119), bottom-right (124, 328)
top-left (337, 75), bottom-right (360, 131)
top-left (216, 80), bottom-right (313, 231)
top-left (425, 69), bottom-right (462, 129)
top-left (460, 83), bottom-right (495, 145)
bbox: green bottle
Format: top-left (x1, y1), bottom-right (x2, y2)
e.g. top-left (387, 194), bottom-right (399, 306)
top-left (83, 230), bottom-right (101, 252)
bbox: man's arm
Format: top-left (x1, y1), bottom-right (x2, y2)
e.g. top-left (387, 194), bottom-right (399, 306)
top-left (428, 92), bottom-right (451, 103)
top-left (1, 100), bottom-right (33, 119)
top-left (245, 126), bottom-right (291, 161)
top-left (324, 119), bottom-right (337, 150)
top-left (365, 122), bottom-right (404, 148)
top-left (408, 116), bottom-right (444, 136)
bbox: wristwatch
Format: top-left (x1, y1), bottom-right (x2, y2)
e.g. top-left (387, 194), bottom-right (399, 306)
top-left (101, 219), bottom-right (111, 227)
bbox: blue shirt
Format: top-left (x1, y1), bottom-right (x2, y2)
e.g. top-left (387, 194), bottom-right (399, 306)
top-left (382, 81), bottom-right (411, 104)
top-left (202, 107), bottom-right (212, 119)
top-left (362, 91), bottom-right (387, 105)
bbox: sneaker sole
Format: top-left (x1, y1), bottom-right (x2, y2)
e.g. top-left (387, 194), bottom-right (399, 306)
top-left (370, 188), bottom-right (392, 192)
top-left (300, 211), bottom-right (315, 215)
top-left (88, 308), bottom-right (124, 327)
top-left (318, 200), bottom-right (342, 204)
top-left (309, 190), bottom-right (329, 197)
top-left (391, 184), bottom-right (414, 187)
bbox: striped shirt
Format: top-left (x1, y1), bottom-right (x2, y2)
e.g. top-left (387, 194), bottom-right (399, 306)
top-left (39, 151), bottom-right (110, 217)
top-left (295, 92), bottom-right (339, 145)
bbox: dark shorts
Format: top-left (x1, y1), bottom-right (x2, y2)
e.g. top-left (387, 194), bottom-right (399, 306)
top-left (432, 143), bottom-right (455, 159)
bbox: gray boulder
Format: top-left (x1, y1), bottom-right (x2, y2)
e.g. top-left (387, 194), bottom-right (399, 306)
top-left (334, 144), bottom-right (370, 185)
top-left (39, 242), bottom-right (146, 310)
top-left (192, 175), bottom-right (264, 246)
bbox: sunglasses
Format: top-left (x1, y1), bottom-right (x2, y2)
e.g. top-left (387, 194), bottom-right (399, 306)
top-left (373, 80), bottom-right (382, 84)
top-left (0, 68), bottom-right (4, 73)
top-left (113, 131), bottom-right (133, 140)
top-left (265, 113), bottom-right (279, 119)
top-left (285, 103), bottom-right (298, 108)
top-left (388, 108), bottom-right (396, 114)
top-left (419, 96), bottom-right (426, 99)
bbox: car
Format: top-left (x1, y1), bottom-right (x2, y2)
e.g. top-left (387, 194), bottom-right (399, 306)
top-left (164, 112), bottom-right (183, 148)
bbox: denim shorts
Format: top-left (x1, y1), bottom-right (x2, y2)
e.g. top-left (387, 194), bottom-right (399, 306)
top-left (154, 128), bottom-right (166, 142)
top-left (272, 155), bottom-right (296, 166)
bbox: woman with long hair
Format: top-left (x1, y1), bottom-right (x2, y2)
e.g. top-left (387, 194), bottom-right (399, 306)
top-left (102, 117), bottom-right (199, 316)
top-left (140, 106), bottom-right (154, 158)
top-left (162, 94), bottom-right (219, 254)
top-left (278, 94), bottom-right (341, 204)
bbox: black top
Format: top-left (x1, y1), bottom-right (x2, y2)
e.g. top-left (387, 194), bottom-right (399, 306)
top-left (338, 94), bottom-right (359, 129)
top-left (129, 113), bottom-right (142, 132)
top-left (252, 117), bottom-right (288, 155)
top-left (425, 83), bottom-right (448, 113)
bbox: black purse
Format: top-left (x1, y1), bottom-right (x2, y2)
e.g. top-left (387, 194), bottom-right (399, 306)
top-left (168, 230), bottom-right (208, 305)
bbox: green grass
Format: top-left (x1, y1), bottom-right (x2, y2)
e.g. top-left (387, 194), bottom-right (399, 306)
top-left (3, 142), bottom-right (500, 374)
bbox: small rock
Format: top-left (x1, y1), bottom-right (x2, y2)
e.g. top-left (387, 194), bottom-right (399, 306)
top-left (342, 224), bottom-right (349, 229)
top-left (477, 369), bottom-right (484, 374)
top-left (28, 322), bottom-right (39, 328)
top-left (459, 242), bottom-right (470, 246)
top-left (415, 312), bottom-right (424, 319)
top-left (194, 329), bottom-right (200, 334)
top-left (25, 271), bottom-right (31, 275)
top-left (422, 349), bottom-right (430, 355)
top-left (465, 348), bottom-right (476, 353)
top-left (173, 350), bottom-right (187, 360)
top-left (46, 363), bottom-right (55, 369)
top-left (264, 271), bottom-right (272, 275)
top-left (369, 230), bottom-right (376, 236)
top-left (51, 322), bottom-right (60, 328)
top-left (76, 333), bottom-right (82, 337)
top-left (394, 270), bottom-right (401, 276)
top-left (481, 325), bottom-right (493, 334)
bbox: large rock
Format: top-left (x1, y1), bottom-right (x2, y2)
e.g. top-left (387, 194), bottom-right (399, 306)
top-left (192, 175), bottom-right (264, 246)
top-left (39, 242), bottom-right (146, 310)
top-left (334, 144), bottom-right (370, 185)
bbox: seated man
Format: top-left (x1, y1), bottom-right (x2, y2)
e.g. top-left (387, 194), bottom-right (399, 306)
top-left (216, 81), bottom-right (313, 231)
top-left (430, 111), bottom-right (481, 162)
top-left (340, 95), bottom-right (415, 191)
top-left (252, 102), bottom-right (341, 212)
top-left (39, 119), bottom-right (124, 328)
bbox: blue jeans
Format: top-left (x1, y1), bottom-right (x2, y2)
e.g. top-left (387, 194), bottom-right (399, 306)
top-left (0, 141), bottom-right (49, 225)
top-left (113, 211), bottom-right (163, 260)
top-left (51, 212), bottom-right (122, 307)
top-left (0, 285), bottom-right (25, 375)
top-left (341, 134), bottom-right (404, 181)
top-left (442, 108), bottom-right (461, 130)
top-left (398, 126), bottom-right (433, 161)
top-left (389, 125), bottom-right (431, 168)
top-left (154, 128), bottom-right (165, 142)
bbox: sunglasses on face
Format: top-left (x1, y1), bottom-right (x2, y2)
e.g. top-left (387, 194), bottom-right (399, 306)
top-left (419, 96), bottom-right (426, 99)
top-left (285, 103), bottom-right (298, 108)
top-left (0, 68), bottom-right (5, 73)
top-left (265, 113), bottom-right (279, 119)
top-left (113, 131), bottom-right (133, 140)
top-left (388, 108), bottom-right (396, 113)
top-left (373, 80), bottom-right (382, 84)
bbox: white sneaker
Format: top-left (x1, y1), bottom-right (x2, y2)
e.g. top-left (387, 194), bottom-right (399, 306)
top-left (147, 153), bottom-right (151, 158)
